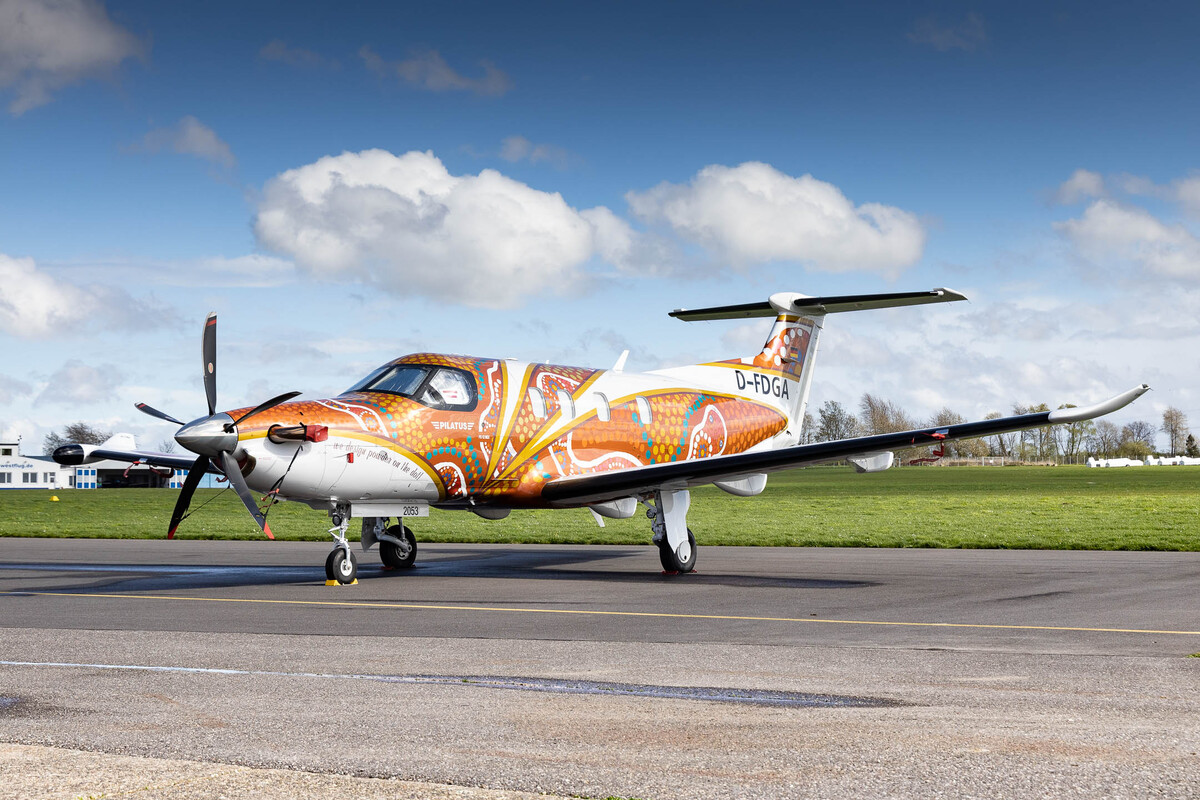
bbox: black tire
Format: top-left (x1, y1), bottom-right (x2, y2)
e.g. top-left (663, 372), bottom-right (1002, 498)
top-left (324, 548), bottom-right (338, 581)
top-left (658, 528), bottom-right (697, 573)
top-left (329, 548), bottom-right (357, 584)
top-left (380, 524), bottom-right (417, 569)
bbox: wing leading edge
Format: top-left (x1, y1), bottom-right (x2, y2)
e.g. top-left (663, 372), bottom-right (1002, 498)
top-left (52, 445), bottom-right (218, 474)
top-left (541, 384), bottom-right (1151, 507)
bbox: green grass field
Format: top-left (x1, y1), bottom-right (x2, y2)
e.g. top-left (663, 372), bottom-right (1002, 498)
top-left (0, 466), bottom-right (1197, 550)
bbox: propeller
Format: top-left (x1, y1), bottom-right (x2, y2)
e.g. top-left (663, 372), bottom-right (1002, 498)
top-left (135, 314), bottom-right (300, 540)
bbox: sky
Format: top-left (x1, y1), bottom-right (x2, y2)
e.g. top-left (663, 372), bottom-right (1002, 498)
top-left (2, 0), bottom-right (1199, 455)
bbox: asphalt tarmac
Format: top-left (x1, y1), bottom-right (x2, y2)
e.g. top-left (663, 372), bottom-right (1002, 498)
top-left (1, 538), bottom-right (1198, 799)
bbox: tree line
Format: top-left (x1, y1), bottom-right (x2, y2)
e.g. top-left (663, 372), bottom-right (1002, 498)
top-left (799, 399), bottom-right (1197, 464)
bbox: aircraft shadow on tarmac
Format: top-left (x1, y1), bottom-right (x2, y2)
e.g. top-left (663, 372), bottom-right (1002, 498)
top-left (0, 547), bottom-right (876, 594)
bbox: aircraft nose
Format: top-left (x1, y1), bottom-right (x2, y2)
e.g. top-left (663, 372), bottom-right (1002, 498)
top-left (175, 412), bottom-right (238, 457)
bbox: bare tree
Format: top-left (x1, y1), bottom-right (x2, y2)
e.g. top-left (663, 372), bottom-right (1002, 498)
top-left (43, 422), bottom-right (112, 454)
top-left (984, 411), bottom-right (1016, 458)
top-left (1121, 420), bottom-right (1158, 451)
top-left (858, 393), bottom-right (915, 435)
top-left (157, 438), bottom-right (178, 454)
top-left (816, 400), bottom-right (858, 442)
top-left (1161, 407), bottom-right (1188, 455)
top-left (1057, 404), bottom-right (1096, 465)
top-left (860, 393), bottom-right (923, 461)
top-left (1090, 420), bottom-right (1121, 459)
top-left (1014, 403), bottom-right (1055, 461)
top-left (797, 412), bottom-right (816, 445)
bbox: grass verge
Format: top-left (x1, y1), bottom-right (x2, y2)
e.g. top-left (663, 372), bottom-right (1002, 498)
top-left (0, 466), bottom-right (1197, 550)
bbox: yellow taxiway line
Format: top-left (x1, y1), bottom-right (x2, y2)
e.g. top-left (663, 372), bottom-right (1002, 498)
top-left (3, 590), bottom-right (1199, 637)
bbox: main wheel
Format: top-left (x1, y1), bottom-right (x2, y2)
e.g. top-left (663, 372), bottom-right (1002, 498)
top-left (658, 528), bottom-right (697, 573)
top-left (380, 524), bottom-right (417, 569)
top-left (328, 548), bottom-right (357, 584)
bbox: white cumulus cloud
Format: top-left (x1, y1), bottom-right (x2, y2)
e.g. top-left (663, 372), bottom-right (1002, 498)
top-left (0, 372), bottom-right (32, 404)
top-left (254, 149), bottom-right (640, 307)
top-left (625, 161), bottom-right (925, 277)
top-left (0, 252), bottom-right (171, 337)
top-left (136, 116), bottom-right (235, 169)
top-left (1054, 169), bottom-right (1106, 205)
top-left (1056, 199), bottom-right (1200, 281)
top-left (0, 0), bottom-right (144, 114)
top-left (35, 360), bottom-right (123, 405)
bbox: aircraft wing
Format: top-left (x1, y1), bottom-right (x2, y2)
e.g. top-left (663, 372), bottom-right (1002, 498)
top-left (52, 444), bottom-right (219, 473)
top-left (541, 384), bottom-right (1150, 507)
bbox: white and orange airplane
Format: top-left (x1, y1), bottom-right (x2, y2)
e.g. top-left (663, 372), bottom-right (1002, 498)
top-left (54, 289), bottom-right (1149, 583)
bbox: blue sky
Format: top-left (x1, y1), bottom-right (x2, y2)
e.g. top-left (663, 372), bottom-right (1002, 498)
top-left (2, 0), bottom-right (1198, 453)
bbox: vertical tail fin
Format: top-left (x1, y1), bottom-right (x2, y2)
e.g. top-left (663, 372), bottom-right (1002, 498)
top-left (669, 289), bottom-right (966, 444)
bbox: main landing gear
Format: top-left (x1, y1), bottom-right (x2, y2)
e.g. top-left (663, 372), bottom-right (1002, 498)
top-left (322, 506), bottom-right (421, 584)
top-left (646, 489), bottom-right (697, 573)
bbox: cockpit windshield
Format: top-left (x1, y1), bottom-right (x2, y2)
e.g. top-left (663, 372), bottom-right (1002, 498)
top-left (347, 365), bottom-right (428, 396)
top-left (346, 363), bottom-right (477, 411)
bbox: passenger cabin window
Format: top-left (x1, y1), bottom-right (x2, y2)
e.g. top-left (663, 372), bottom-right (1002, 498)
top-left (556, 389), bottom-right (575, 420)
top-left (594, 392), bottom-right (611, 422)
top-left (528, 387), bottom-right (547, 419)
top-left (635, 396), bottom-right (652, 424)
top-left (347, 364), bottom-right (477, 411)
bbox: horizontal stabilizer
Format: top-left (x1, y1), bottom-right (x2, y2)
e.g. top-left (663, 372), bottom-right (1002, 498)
top-left (670, 288), bottom-right (967, 321)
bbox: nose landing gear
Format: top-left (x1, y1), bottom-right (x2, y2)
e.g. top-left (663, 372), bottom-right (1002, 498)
top-left (325, 504), bottom-right (357, 585)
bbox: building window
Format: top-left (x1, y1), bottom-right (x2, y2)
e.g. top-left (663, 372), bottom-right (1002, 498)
top-left (594, 392), bottom-right (611, 422)
top-left (527, 387), bottom-right (547, 420)
top-left (0, 472), bottom-right (10, 484)
top-left (635, 396), bottom-right (653, 424)
top-left (556, 389), bottom-right (575, 420)
top-left (1, 447), bottom-right (11, 456)
top-left (23, 472), bottom-right (36, 484)
top-left (44, 473), bottom-right (54, 483)
top-left (68, 475), bottom-right (75, 487)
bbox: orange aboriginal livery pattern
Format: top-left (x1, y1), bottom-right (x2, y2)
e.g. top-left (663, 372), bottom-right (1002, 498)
top-left (227, 350), bottom-right (790, 507)
top-left (708, 315), bottom-right (816, 380)
top-left (504, 390), bottom-right (786, 504)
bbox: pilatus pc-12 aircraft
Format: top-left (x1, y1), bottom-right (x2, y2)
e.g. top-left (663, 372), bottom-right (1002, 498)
top-left (55, 289), bottom-right (1148, 584)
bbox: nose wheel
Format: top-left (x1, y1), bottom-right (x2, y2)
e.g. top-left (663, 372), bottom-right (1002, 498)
top-left (325, 505), bottom-right (358, 584)
top-left (325, 547), bottom-right (358, 583)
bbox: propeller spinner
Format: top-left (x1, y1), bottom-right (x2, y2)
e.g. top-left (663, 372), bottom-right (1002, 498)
top-left (135, 314), bottom-right (300, 539)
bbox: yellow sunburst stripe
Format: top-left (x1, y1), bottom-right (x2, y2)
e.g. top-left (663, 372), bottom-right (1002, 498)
top-left (497, 388), bottom-right (786, 483)
top-left (493, 370), bottom-right (606, 480)
top-left (489, 369), bottom-right (597, 482)
top-left (486, 362), bottom-right (535, 479)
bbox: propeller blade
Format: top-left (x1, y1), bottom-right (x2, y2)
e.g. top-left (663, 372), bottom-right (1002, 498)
top-left (135, 402), bottom-right (185, 426)
top-left (218, 450), bottom-right (274, 540)
top-left (168, 454), bottom-right (210, 539)
top-left (203, 312), bottom-right (218, 416)
top-left (229, 391), bottom-right (302, 428)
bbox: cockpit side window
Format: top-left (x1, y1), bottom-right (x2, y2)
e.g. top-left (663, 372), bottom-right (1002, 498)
top-left (346, 365), bottom-right (429, 396)
top-left (416, 368), bottom-right (476, 410)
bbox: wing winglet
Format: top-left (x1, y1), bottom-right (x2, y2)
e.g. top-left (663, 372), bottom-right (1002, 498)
top-left (1047, 384), bottom-right (1150, 423)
